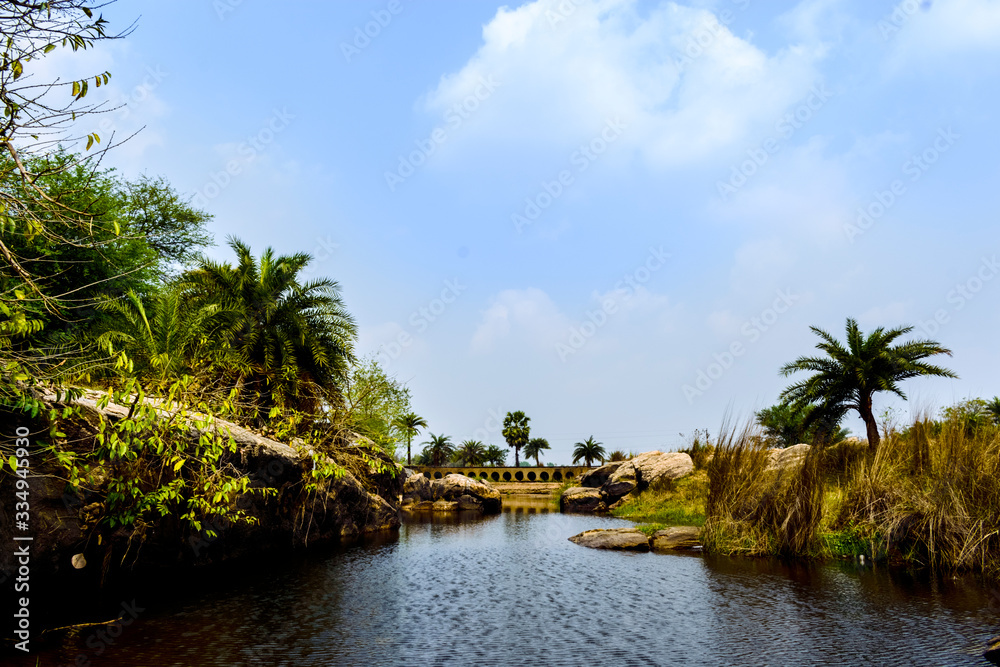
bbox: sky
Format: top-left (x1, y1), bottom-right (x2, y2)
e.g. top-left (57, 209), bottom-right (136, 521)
top-left (38, 0), bottom-right (1000, 462)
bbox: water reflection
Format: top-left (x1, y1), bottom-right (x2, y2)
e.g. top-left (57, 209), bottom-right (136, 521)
top-left (8, 509), bottom-right (998, 666)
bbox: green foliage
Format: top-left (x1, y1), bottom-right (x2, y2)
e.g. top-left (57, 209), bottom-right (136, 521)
top-left (522, 437), bottom-right (550, 466)
top-left (611, 469), bottom-right (709, 527)
top-left (344, 357), bottom-right (412, 459)
top-left (572, 436), bottom-right (605, 466)
top-left (183, 237), bottom-right (357, 423)
top-left (781, 318), bottom-right (956, 453)
top-left (756, 403), bottom-right (849, 447)
top-left (502, 410), bottom-right (530, 467)
top-left (484, 444), bottom-right (507, 466)
top-left (421, 433), bottom-right (454, 466)
top-left (452, 439), bottom-right (486, 466)
top-left (393, 411), bottom-right (427, 466)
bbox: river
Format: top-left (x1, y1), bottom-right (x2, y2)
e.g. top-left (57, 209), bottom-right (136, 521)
top-left (12, 496), bottom-right (1000, 666)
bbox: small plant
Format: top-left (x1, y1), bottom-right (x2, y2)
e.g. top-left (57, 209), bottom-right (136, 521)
top-left (608, 450), bottom-right (627, 462)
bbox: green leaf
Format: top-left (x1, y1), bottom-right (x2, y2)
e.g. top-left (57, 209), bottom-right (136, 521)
top-left (43, 44), bottom-right (56, 54)
top-left (85, 134), bottom-right (93, 151)
top-left (7, 455), bottom-right (16, 472)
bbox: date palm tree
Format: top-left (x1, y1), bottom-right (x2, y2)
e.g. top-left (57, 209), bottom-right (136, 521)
top-left (523, 437), bottom-right (550, 466)
top-left (422, 433), bottom-right (454, 467)
top-left (184, 237), bottom-right (356, 423)
top-left (780, 318), bottom-right (956, 454)
top-left (987, 397), bottom-right (1000, 426)
top-left (484, 445), bottom-right (508, 467)
top-left (573, 436), bottom-right (606, 467)
top-left (393, 412), bottom-right (427, 465)
top-left (453, 439), bottom-right (486, 466)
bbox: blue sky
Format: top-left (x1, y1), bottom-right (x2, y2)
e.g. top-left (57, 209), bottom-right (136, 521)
top-left (54, 0), bottom-right (1000, 461)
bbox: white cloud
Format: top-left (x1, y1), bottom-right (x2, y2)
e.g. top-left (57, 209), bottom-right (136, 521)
top-left (884, 0), bottom-right (1000, 71)
top-left (470, 287), bottom-right (570, 353)
top-left (424, 0), bottom-right (826, 168)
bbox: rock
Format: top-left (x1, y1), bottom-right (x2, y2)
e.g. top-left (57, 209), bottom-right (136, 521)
top-left (649, 526), bottom-right (701, 552)
top-left (569, 528), bottom-right (650, 551)
top-left (438, 474), bottom-right (502, 513)
top-left (409, 500), bottom-right (436, 511)
top-left (71, 553), bottom-right (87, 569)
top-left (627, 451), bottom-right (694, 489)
top-left (403, 471), bottom-right (434, 502)
top-left (456, 494), bottom-right (482, 511)
top-left (560, 487), bottom-right (607, 513)
top-left (431, 500), bottom-right (459, 512)
top-left (579, 461), bottom-right (623, 488)
top-left (766, 444), bottom-right (811, 471)
top-left (985, 637), bottom-right (1000, 665)
top-left (607, 491), bottom-right (638, 511)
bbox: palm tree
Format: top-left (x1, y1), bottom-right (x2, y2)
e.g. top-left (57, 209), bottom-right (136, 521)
top-left (422, 433), bottom-right (454, 466)
top-left (184, 237), bottom-right (356, 422)
top-left (987, 397), bottom-right (1000, 426)
top-left (523, 437), bottom-right (550, 466)
top-left (393, 412), bottom-right (427, 466)
top-left (780, 318), bottom-right (957, 454)
top-left (484, 445), bottom-right (507, 467)
top-left (502, 410), bottom-right (530, 467)
top-left (573, 436), bottom-right (606, 467)
top-left (452, 439), bottom-right (486, 466)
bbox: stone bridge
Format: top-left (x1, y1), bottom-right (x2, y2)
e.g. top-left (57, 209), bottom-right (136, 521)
top-left (410, 466), bottom-right (592, 483)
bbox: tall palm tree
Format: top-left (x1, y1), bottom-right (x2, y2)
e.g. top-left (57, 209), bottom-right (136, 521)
top-left (484, 445), bottom-right (507, 467)
top-left (523, 437), bottom-right (550, 466)
top-left (573, 436), bottom-right (606, 467)
top-left (393, 412), bottom-right (427, 465)
top-left (502, 410), bottom-right (530, 467)
top-left (422, 433), bottom-right (454, 466)
top-left (780, 318), bottom-right (956, 454)
top-left (452, 439), bottom-right (486, 466)
top-left (184, 237), bottom-right (356, 422)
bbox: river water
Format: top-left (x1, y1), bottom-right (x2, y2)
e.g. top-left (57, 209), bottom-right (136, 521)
top-left (14, 496), bottom-right (1000, 666)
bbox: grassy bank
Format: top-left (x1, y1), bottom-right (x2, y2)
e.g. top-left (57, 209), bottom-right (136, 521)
top-left (610, 413), bottom-right (1000, 580)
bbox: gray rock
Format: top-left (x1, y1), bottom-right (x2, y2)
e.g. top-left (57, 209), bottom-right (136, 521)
top-left (627, 450), bottom-right (694, 489)
top-left (650, 526), bottom-right (701, 552)
top-left (438, 474), bottom-right (502, 513)
top-left (569, 528), bottom-right (650, 551)
top-left (456, 494), bottom-right (482, 511)
top-left (560, 487), bottom-right (607, 513)
top-left (766, 443), bottom-right (811, 471)
top-left (431, 500), bottom-right (459, 512)
top-left (579, 461), bottom-right (623, 488)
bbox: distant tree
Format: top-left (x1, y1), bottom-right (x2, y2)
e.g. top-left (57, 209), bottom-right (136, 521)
top-left (573, 436), bottom-right (606, 467)
top-left (345, 358), bottom-right (412, 458)
top-left (780, 318), bottom-right (956, 454)
top-left (502, 410), bottom-right (531, 467)
top-left (422, 433), bottom-right (454, 466)
top-left (484, 445), bottom-right (508, 467)
top-left (523, 437), bottom-right (550, 466)
top-left (393, 412), bottom-right (428, 466)
top-left (987, 397), bottom-right (1000, 426)
top-left (607, 450), bottom-right (627, 462)
top-left (453, 439), bottom-right (487, 466)
top-left (756, 402), bottom-right (849, 447)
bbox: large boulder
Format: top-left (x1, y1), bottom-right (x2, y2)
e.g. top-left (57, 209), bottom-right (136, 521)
top-left (601, 451), bottom-right (694, 500)
top-left (560, 487), bottom-right (607, 513)
top-left (650, 527), bottom-right (701, 552)
top-left (766, 444), bottom-right (811, 471)
top-left (578, 461), bottom-right (622, 488)
top-left (402, 472), bottom-right (501, 513)
top-left (569, 528), bottom-right (650, 551)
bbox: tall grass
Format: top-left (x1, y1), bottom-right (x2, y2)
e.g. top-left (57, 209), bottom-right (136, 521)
top-left (702, 418), bottom-right (824, 557)
top-left (834, 418), bottom-right (1000, 578)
